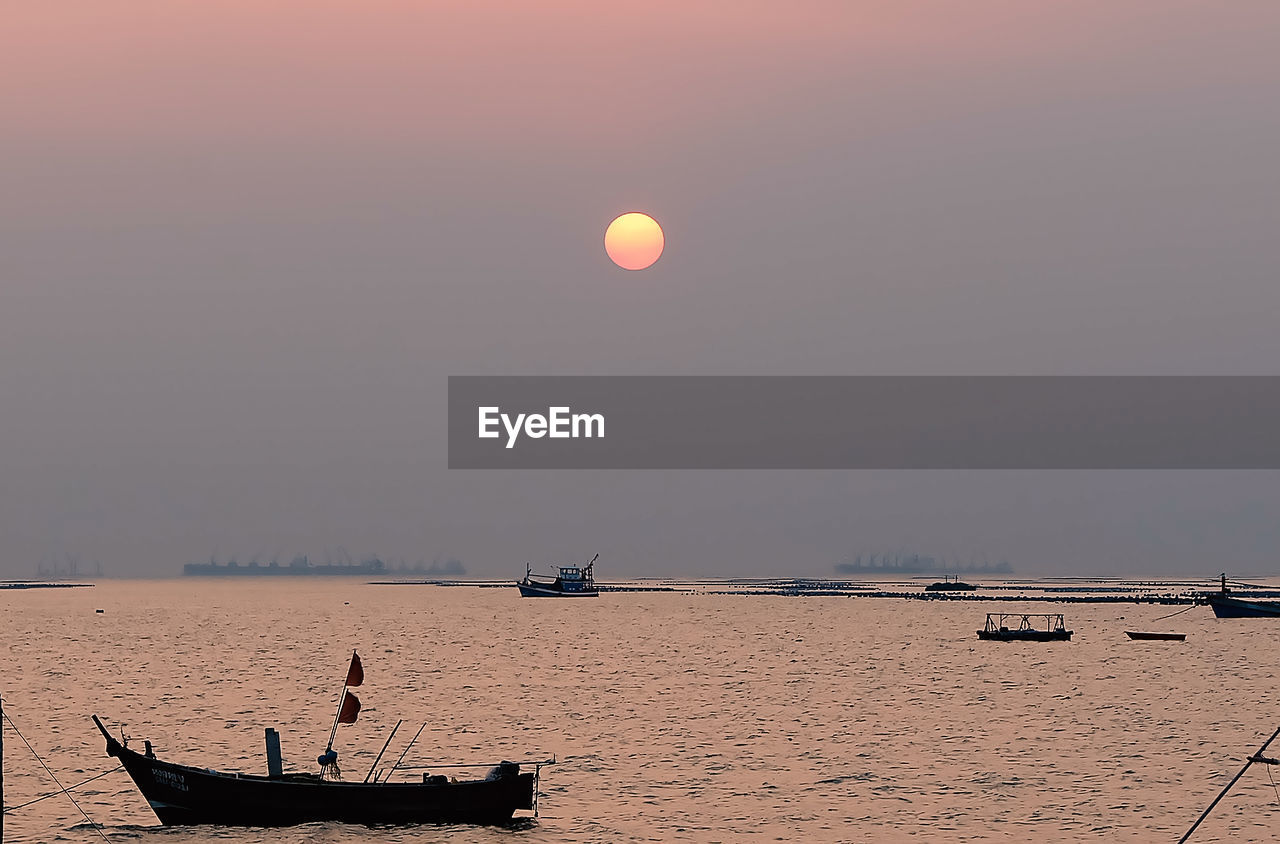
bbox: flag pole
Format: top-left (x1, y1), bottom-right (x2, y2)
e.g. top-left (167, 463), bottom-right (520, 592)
top-left (2, 692), bottom-right (6, 844)
top-left (326, 650), bottom-right (356, 752)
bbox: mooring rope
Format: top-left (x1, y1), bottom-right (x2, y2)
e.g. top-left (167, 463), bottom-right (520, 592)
top-left (2, 709), bottom-right (112, 842)
top-left (1180, 724), bottom-right (1280, 843)
top-left (1153, 604), bottom-right (1198, 621)
top-left (2, 766), bottom-right (123, 814)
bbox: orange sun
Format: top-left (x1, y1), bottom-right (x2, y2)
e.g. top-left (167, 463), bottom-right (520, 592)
top-left (604, 212), bottom-right (664, 270)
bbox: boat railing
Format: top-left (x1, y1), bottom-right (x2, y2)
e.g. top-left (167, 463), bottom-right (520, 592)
top-left (372, 756), bottom-right (556, 793)
top-left (391, 757), bottom-right (557, 770)
top-left (983, 613), bottom-right (1067, 633)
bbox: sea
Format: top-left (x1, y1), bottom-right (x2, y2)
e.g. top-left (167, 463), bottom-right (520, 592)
top-left (5, 578), bottom-right (1280, 843)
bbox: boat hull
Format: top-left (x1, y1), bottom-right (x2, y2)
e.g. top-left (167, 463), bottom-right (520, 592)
top-left (976, 629), bottom-right (1072, 642)
top-left (96, 719), bottom-right (535, 827)
top-left (1207, 594), bottom-right (1280, 618)
top-left (516, 581), bottom-right (598, 598)
top-left (1125, 631), bottom-right (1186, 641)
top-left (925, 581), bottom-right (976, 592)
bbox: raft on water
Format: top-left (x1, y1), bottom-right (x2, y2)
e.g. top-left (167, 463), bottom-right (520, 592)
top-left (977, 613), bottom-right (1072, 642)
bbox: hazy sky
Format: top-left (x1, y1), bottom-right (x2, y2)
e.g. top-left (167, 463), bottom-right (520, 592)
top-left (3, 2), bottom-right (1279, 578)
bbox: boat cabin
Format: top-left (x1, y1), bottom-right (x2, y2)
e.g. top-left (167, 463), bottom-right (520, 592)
top-left (554, 566), bottom-right (593, 593)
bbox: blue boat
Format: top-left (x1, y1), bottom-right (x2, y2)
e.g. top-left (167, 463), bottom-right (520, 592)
top-left (1206, 574), bottom-right (1280, 618)
top-left (517, 554), bottom-right (599, 598)
top-left (1206, 593), bottom-right (1280, 618)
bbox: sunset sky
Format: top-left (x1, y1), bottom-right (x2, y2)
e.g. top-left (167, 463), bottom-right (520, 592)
top-left (3, 2), bottom-right (1279, 577)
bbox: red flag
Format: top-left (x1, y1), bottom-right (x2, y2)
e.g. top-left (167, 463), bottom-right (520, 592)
top-left (337, 691), bottom-right (361, 724)
top-left (345, 651), bottom-right (363, 688)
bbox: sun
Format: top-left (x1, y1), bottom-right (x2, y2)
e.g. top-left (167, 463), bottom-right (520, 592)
top-left (605, 212), bottom-right (664, 270)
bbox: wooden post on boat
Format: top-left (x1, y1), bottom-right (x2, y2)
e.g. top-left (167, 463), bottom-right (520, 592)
top-left (1180, 723), bottom-right (1280, 842)
top-left (265, 728), bottom-right (283, 778)
top-left (2, 693), bottom-right (5, 844)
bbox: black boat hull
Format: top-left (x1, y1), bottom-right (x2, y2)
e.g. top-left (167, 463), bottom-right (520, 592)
top-left (976, 630), bottom-right (1072, 641)
top-left (1125, 631), bottom-right (1186, 640)
top-left (95, 717), bottom-right (535, 827)
top-left (1206, 594), bottom-right (1280, 618)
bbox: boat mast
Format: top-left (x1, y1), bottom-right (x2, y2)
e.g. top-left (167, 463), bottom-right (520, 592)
top-left (324, 650), bottom-right (362, 764)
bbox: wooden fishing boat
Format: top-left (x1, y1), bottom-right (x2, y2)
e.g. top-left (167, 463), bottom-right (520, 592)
top-left (1124, 630), bottom-right (1187, 641)
top-left (93, 716), bottom-right (538, 826)
top-left (95, 651), bottom-right (550, 827)
top-left (976, 613), bottom-right (1072, 641)
top-left (925, 576), bottom-right (976, 592)
top-left (1205, 574), bottom-right (1280, 618)
top-left (517, 554), bottom-right (599, 597)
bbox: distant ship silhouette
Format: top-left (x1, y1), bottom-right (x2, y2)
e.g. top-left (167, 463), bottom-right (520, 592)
top-left (183, 554), bottom-right (466, 577)
top-left (835, 553), bottom-right (1012, 575)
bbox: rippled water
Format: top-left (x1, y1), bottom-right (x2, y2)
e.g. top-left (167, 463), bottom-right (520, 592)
top-left (5, 579), bottom-right (1280, 842)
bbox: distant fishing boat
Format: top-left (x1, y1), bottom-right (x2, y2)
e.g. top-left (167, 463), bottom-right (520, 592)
top-left (977, 613), bottom-right (1072, 642)
top-left (517, 554), bottom-right (599, 598)
top-left (96, 651), bottom-right (551, 826)
top-left (925, 576), bottom-right (976, 592)
top-left (1124, 631), bottom-right (1187, 641)
top-left (1206, 573), bottom-right (1280, 618)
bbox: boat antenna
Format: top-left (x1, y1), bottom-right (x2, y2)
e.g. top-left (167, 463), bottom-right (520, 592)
top-left (363, 720), bottom-right (402, 783)
top-left (382, 723), bottom-right (427, 783)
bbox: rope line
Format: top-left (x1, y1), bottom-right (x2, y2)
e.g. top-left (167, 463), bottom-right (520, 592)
top-left (2, 710), bottom-right (113, 843)
top-left (1154, 604), bottom-right (1197, 621)
top-left (2, 766), bottom-right (124, 814)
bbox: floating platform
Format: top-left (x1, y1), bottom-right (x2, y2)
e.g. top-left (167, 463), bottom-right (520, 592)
top-left (977, 613), bottom-right (1072, 641)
